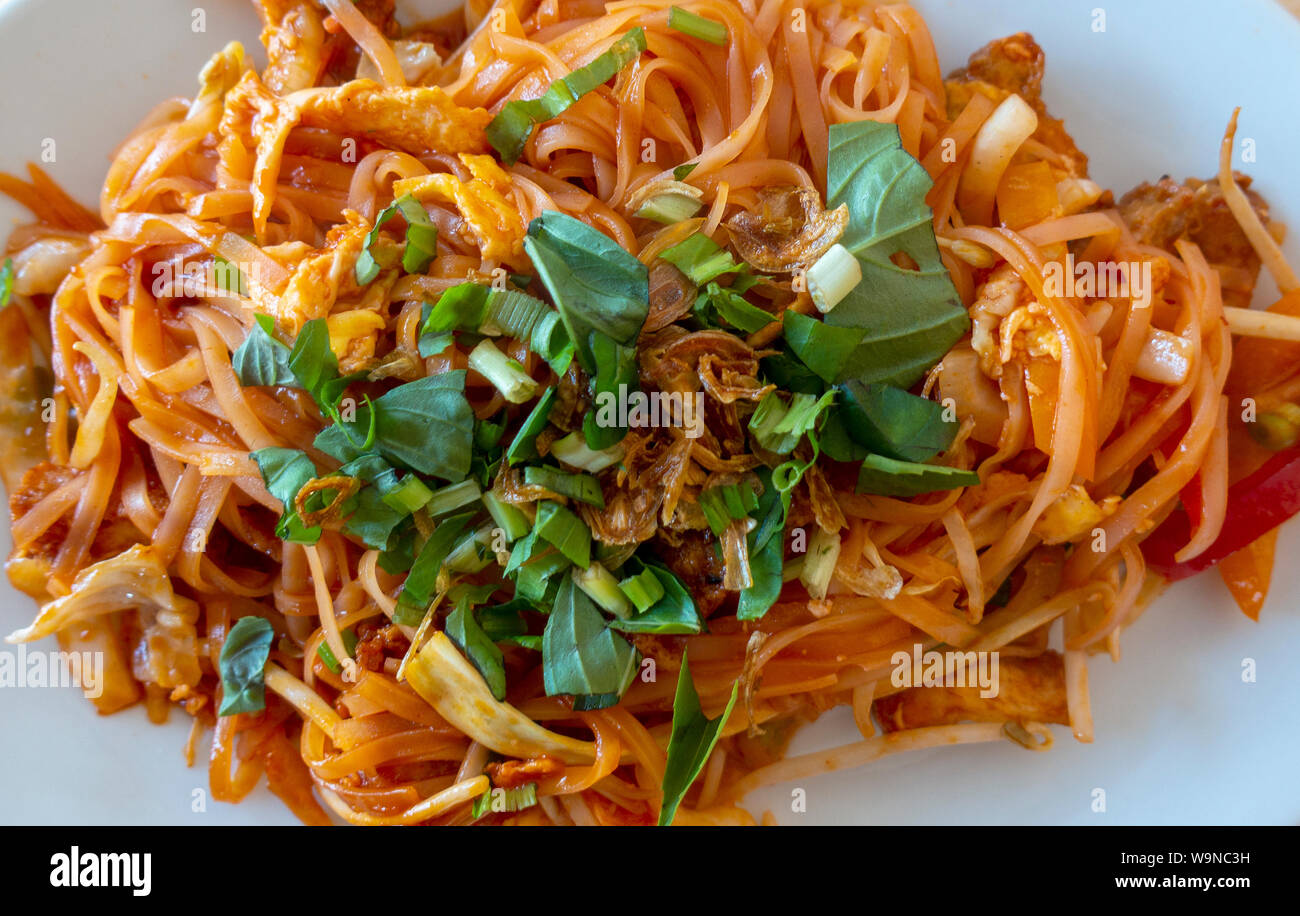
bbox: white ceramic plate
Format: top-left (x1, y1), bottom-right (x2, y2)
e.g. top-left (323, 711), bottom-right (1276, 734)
top-left (1, 0), bottom-right (1297, 826)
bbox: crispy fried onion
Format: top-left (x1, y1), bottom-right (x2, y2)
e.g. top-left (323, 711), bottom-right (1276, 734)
top-left (644, 261), bottom-right (695, 334)
top-left (640, 328), bottom-right (771, 403)
top-left (295, 475), bottom-right (360, 527)
top-left (725, 187), bottom-right (848, 272)
top-left (740, 630), bottom-right (769, 738)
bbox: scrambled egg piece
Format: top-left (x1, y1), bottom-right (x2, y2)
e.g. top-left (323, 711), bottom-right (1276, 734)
top-left (393, 154), bottom-right (527, 265)
top-left (998, 300), bottom-right (1062, 366)
top-left (221, 71), bottom-right (492, 237)
top-left (254, 0), bottom-right (325, 94)
top-left (970, 264), bottom-right (1060, 378)
top-left (294, 80), bottom-right (490, 156)
top-left (251, 210), bottom-right (371, 332)
top-left (1032, 484), bottom-right (1121, 545)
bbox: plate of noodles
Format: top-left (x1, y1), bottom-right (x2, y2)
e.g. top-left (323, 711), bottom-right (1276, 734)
top-left (1, 0), bottom-right (1299, 826)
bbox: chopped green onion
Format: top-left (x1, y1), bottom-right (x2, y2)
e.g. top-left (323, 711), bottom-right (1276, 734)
top-left (487, 28), bottom-right (648, 164)
top-left (380, 474), bottom-right (435, 514)
top-left (394, 196), bottom-right (438, 275)
top-left (422, 284), bottom-right (571, 374)
top-left (781, 556), bottom-right (805, 582)
top-left (634, 192), bottom-right (702, 224)
top-left (446, 523), bottom-right (497, 573)
top-left (483, 489), bottom-right (531, 543)
top-left (508, 531), bottom-right (572, 601)
top-left (573, 563), bottom-right (633, 619)
top-left (806, 243), bottom-right (862, 313)
top-left (799, 528), bottom-right (841, 600)
top-left (423, 479), bottom-right (483, 517)
top-left (659, 233), bottom-right (740, 285)
top-left (748, 389), bottom-right (836, 455)
top-left (468, 339), bottom-right (539, 404)
top-left (533, 500), bottom-right (592, 568)
top-left (317, 628), bottom-right (359, 674)
top-left (698, 482), bottom-right (757, 536)
top-left (673, 163), bottom-right (698, 181)
top-left (523, 465), bottom-right (605, 508)
top-left (506, 387), bottom-right (557, 466)
top-left (668, 6), bottom-right (728, 45)
top-left (618, 567), bottom-right (666, 614)
top-left (551, 431), bottom-right (624, 473)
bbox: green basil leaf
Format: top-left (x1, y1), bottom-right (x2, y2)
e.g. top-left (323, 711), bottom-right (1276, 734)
top-left (582, 332), bottom-right (637, 450)
top-left (370, 372), bottom-right (475, 481)
top-left (542, 575), bottom-right (639, 698)
top-left (737, 467), bottom-right (786, 620)
top-left (445, 598), bottom-right (508, 701)
top-left (286, 318), bottom-right (340, 410)
top-left (394, 511), bottom-right (474, 624)
top-left (818, 410), bottom-right (871, 462)
top-left (231, 314), bottom-right (296, 388)
top-left (572, 693), bottom-right (620, 711)
top-left (250, 447), bottom-right (321, 543)
top-left (217, 616), bottom-right (275, 716)
top-left (356, 203), bottom-right (402, 285)
top-left (696, 282), bottom-right (773, 333)
top-left (523, 210), bottom-right (649, 375)
top-left (760, 352), bottom-right (825, 395)
top-left (855, 453), bottom-right (980, 497)
top-left (395, 195), bottom-right (438, 275)
top-left (787, 121), bottom-right (969, 388)
top-left (658, 651), bottom-right (739, 825)
top-left (342, 485), bottom-right (406, 550)
top-left (835, 380), bottom-right (957, 463)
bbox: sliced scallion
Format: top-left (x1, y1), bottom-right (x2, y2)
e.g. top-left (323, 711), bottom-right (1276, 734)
top-left (533, 500), bottom-right (592, 568)
top-left (423, 478), bottom-right (483, 517)
top-left (468, 339), bottom-right (539, 404)
top-left (380, 473), bottom-right (435, 514)
top-left (486, 28), bottom-right (648, 164)
top-left (634, 192), bottom-right (702, 224)
top-left (806, 243), bottom-right (862, 314)
top-left (573, 563), bottom-right (633, 619)
top-left (523, 465), bottom-right (605, 508)
top-left (551, 431), bottom-right (624, 473)
top-left (668, 6), bottom-right (728, 45)
top-left (799, 528), bottom-right (841, 600)
top-left (618, 567), bottom-right (666, 614)
top-left (483, 489), bottom-right (531, 543)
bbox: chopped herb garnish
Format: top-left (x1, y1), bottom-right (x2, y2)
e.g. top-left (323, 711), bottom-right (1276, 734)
top-left (658, 651), bottom-right (738, 825)
top-left (217, 616), bottom-right (275, 716)
top-left (668, 6), bottom-right (728, 45)
top-left (542, 575), bottom-right (640, 698)
top-left (487, 28), bottom-right (648, 164)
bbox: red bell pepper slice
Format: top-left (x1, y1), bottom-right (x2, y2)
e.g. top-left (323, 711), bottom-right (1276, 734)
top-left (1142, 444), bottom-right (1300, 581)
